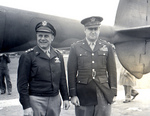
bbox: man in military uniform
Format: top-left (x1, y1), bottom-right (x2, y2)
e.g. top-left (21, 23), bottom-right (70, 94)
top-left (68, 16), bottom-right (117, 116)
top-left (17, 21), bottom-right (70, 116)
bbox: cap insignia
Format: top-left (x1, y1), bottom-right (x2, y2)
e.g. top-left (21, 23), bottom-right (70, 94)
top-left (90, 17), bottom-right (96, 22)
top-left (42, 21), bottom-right (47, 26)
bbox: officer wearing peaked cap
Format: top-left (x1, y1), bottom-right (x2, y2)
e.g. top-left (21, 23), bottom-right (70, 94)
top-left (17, 21), bottom-right (70, 116)
top-left (68, 16), bottom-right (117, 116)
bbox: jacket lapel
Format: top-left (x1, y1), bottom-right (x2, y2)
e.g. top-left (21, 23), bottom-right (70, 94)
top-left (50, 47), bottom-right (57, 60)
top-left (93, 40), bottom-right (104, 52)
top-left (80, 39), bottom-right (92, 52)
top-left (33, 46), bottom-right (50, 60)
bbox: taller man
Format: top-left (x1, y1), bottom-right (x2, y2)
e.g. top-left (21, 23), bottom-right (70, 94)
top-left (68, 16), bottom-right (117, 116)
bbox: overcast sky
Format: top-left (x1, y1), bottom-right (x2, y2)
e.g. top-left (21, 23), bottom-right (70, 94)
top-left (0, 0), bottom-right (119, 26)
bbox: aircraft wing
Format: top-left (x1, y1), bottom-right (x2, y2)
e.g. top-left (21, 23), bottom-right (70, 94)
top-left (113, 0), bottom-right (150, 79)
top-left (116, 25), bottom-right (150, 38)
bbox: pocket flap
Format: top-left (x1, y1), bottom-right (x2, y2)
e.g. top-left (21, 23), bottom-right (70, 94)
top-left (98, 77), bottom-right (108, 84)
top-left (77, 77), bottom-right (88, 84)
top-left (78, 52), bottom-right (88, 57)
top-left (98, 51), bottom-right (108, 56)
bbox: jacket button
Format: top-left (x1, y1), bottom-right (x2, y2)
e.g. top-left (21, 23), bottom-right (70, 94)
top-left (93, 77), bottom-right (95, 79)
top-left (92, 61), bottom-right (95, 63)
top-left (78, 81), bottom-right (80, 83)
top-left (92, 53), bottom-right (94, 56)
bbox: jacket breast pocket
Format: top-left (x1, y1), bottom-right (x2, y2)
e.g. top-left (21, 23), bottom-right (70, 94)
top-left (77, 53), bottom-right (88, 68)
top-left (98, 51), bottom-right (108, 67)
top-left (53, 62), bottom-right (61, 73)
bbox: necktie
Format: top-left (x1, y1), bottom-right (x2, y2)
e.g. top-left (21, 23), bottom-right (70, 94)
top-left (90, 42), bottom-right (95, 50)
top-left (46, 51), bottom-right (50, 58)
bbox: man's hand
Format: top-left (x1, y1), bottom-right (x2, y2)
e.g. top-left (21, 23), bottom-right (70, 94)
top-left (63, 100), bottom-right (70, 110)
top-left (24, 107), bottom-right (33, 116)
top-left (71, 96), bottom-right (80, 106)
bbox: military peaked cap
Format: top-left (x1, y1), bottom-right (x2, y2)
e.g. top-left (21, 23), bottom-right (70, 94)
top-left (81, 16), bottom-right (103, 27)
top-left (35, 21), bottom-right (56, 36)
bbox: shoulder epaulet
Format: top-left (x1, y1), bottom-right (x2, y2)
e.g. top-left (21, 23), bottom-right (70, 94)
top-left (76, 40), bottom-right (82, 43)
top-left (100, 39), bottom-right (112, 45)
top-left (100, 39), bottom-right (108, 44)
top-left (100, 39), bottom-right (115, 49)
top-left (75, 40), bottom-right (84, 45)
top-left (25, 48), bottom-right (34, 53)
top-left (71, 40), bottom-right (79, 44)
top-left (52, 48), bottom-right (62, 55)
top-left (70, 40), bottom-right (81, 46)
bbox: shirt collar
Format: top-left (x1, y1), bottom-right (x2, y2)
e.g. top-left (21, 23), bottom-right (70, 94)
top-left (86, 38), bottom-right (97, 45)
top-left (38, 46), bottom-right (50, 53)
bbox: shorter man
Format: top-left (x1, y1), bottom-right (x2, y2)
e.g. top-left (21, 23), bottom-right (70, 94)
top-left (17, 21), bottom-right (70, 116)
top-left (0, 54), bottom-right (12, 95)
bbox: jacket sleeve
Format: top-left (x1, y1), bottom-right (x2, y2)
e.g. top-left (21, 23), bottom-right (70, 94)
top-left (17, 53), bottom-right (31, 109)
top-left (107, 45), bottom-right (117, 96)
top-left (59, 53), bottom-right (69, 101)
top-left (67, 44), bottom-right (78, 97)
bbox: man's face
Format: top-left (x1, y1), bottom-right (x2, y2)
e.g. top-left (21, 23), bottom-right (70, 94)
top-left (84, 26), bottom-right (100, 42)
top-left (36, 32), bottom-right (54, 50)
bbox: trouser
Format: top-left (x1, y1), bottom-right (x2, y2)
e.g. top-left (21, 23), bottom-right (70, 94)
top-left (29, 94), bottom-right (61, 116)
top-left (123, 85), bottom-right (138, 100)
top-left (0, 69), bottom-right (12, 92)
top-left (75, 87), bottom-right (111, 116)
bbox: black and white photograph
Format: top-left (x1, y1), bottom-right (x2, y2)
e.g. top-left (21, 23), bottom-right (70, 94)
top-left (0, 0), bottom-right (150, 116)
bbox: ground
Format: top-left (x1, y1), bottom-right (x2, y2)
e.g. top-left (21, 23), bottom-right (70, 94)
top-left (0, 56), bottom-right (150, 116)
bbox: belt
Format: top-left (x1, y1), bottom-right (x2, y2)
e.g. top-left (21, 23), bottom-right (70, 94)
top-left (78, 69), bottom-right (107, 77)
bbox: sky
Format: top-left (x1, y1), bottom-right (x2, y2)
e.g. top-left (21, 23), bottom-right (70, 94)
top-left (0, 0), bottom-right (119, 26)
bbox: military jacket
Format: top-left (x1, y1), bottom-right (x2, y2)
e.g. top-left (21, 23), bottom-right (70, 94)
top-left (68, 39), bottom-right (117, 106)
top-left (17, 46), bottom-right (69, 109)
